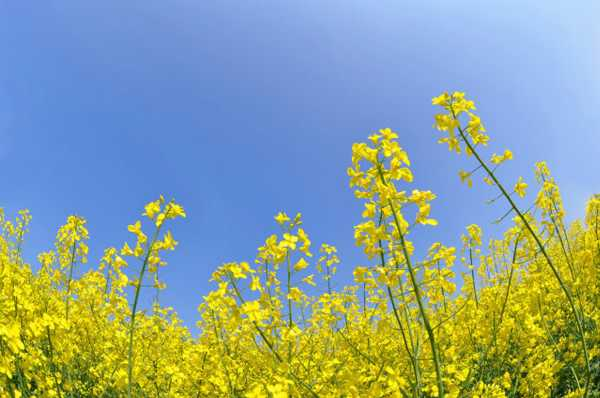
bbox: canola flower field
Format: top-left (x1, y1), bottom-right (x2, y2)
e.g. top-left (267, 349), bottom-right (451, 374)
top-left (1, 92), bottom-right (599, 397)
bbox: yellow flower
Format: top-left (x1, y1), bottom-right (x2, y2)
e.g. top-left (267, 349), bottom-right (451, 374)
top-left (0, 92), bottom-right (596, 398)
top-left (143, 198), bottom-right (163, 220)
top-left (379, 127), bottom-right (398, 140)
top-left (250, 276), bottom-right (262, 291)
top-left (287, 287), bottom-right (303, 302)
top-left (165, 202), bottom-right (186, 219)
top-left (294, 257), bottom-right (309, 272)
top-left (368, 134), bottom-right (381, 145)
top-left (280, 233), bottom-right (298, 250)
top-left (297, 228), bottom-right (312, 256)
top-left (491, 149), bottom-right (513, 165)
top-left (432, 92), bottom-right (450, 107)
top-left (274, 211), bottom-right (290, 225)
top-left (353, 266), bottom-right (369, 283)
top-left (241, 300), bottom-right (265, 323)
top-left (162, 231), bottom-right (178, 250)
top-left (483, 176), bottom-right (494, 186)
top-left (466, 224), bottom-right (482, 246)
top-left (127, 220), bottom-right (147, 244)
top-left (302, 274), bottom-right (316, 286)
top-left (514, 176), bottom-right (528, 198)
top-left (459, 170), bottom-right (473, 188)
top-left (121, 242), bottom-right (135, 256)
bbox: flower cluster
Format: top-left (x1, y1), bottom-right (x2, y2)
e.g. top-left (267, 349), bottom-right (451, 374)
top-left (0, 93), bottom-right (599, 397)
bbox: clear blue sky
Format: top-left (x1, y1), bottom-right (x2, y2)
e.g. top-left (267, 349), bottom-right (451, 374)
top-left (1, 1), bottom-right (598, 328)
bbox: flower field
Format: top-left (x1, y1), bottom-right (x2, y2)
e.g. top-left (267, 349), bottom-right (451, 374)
top-left (1, 92), bottom-right (599, 397)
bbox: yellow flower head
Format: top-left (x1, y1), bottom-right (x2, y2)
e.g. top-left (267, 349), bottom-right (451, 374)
top-left (274, 211), bottom-right (290, 225)
top-left (514, 176), bottom-right (528, 198)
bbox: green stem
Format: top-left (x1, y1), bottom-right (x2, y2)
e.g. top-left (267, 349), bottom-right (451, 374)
top-left (377, 213), bottom-right (420, 396)
top-left (127, 224), bottom-right (163, 398)
top-left (65, 242), bottom-right (77, 321)
top-left (286, 252), bottom-right (293, 362)
top-left (469, 247), bottom-right (478, 307)
top-left (499, 233), bottom-right (521, 325)
top-left (286, 253), bottom-right (293, 328)
top-left (435, 260), bottom-right (448, 314)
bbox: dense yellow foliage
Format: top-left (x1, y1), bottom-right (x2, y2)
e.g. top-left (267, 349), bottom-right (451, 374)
top-left (1, 92), bottom-right (599, 397)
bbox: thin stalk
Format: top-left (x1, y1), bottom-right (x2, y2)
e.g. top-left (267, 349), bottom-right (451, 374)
top-left (499, 233), bottom-right (521, 325)
top-left (286, 253), bottom-right (293, 328)
top-left (377, 213), bottom-right (420, 396)
top-left (398, 276), bottom-right (422, 398)
top-left (263, 260), bottom-right (276, 336)
top-left (326, 263), bottom-right (332, 295)
top-left (362, 282), bottom-right (367, 317)
top-left (594, 209), bottom-right (600, 262)
top-left (286, 252), bottom-right (293, 362)
top-left (65, 242), bottom-right (77, 321)
top-left (127, 224), bottom-right (163, 398)
top-left (435, 260), bottom-right (448, 314)
top-left (469, 247), bottom-right (479, 307)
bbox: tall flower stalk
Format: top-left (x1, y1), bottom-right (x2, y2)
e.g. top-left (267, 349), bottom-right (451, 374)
top-left (124, 197), bottom-right (186, 398)
top-left (349, 128), bottom-right (445, 397)
top-left (433, 91), bottom-right (592, 396)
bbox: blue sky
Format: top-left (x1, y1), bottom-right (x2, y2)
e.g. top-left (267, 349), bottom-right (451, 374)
top-left (1, 1), bottom-right (598, 328)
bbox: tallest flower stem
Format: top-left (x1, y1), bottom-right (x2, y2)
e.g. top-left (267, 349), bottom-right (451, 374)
top-left (453, 113), bottom-right (591, 397)
top-left (127, 224), bottom-right (162, 398)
